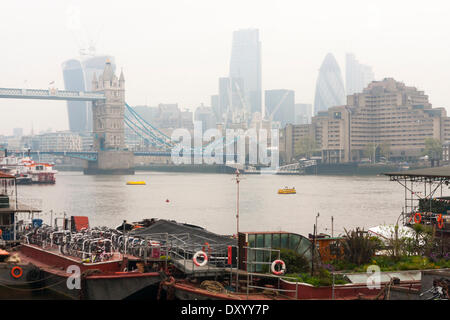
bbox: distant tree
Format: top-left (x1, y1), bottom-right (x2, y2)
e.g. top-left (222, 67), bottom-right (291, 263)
top-left (294, 135), bottom-right (318, 159)
top-left (423, 138), bottom-right (442, 166)
top-left (379, 141), bottom-right (391, 160)
top-left (364, 143), bottom-right (377, 163)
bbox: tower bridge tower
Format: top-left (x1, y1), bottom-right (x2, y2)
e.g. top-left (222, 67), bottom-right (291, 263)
top-left (92, 60), bottom-right (125, 150)
top-left (84, 61), bottom-right (134, 174)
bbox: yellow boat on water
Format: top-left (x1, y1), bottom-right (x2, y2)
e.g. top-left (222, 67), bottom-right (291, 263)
top-left (126, 181), bottom-right (146, 185)
top-left (278, 187), bottom-right (296, 194)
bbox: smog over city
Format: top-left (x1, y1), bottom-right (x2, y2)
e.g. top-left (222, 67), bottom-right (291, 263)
top-left (0, 1), bottom-right (449, 134)
top-left (0, 0), bottom-right (449, 310)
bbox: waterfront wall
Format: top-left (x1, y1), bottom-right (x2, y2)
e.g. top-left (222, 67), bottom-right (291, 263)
top-left (84, 150), bottom-right (135, 175)
top-left (304, 163), bottom-right (427, 176)
top-left (135, 164), bottom-right (236, 174)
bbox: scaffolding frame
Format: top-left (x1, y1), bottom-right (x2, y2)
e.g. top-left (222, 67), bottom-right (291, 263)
top-left (386, 172), bottom-right (449, 232)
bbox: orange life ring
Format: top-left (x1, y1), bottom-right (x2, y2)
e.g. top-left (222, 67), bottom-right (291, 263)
top-left (437, 214), bottom-right (444, 229)
top-left (414, 213), bottom-right (422, 224)
top-left (11, 266), bottom-right (23, 279)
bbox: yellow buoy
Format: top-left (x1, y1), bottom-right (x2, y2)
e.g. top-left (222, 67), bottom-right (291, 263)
top-left (126, 181), bottom-right (146, 185)
top-left (278, 187), bottom-right (296, 194)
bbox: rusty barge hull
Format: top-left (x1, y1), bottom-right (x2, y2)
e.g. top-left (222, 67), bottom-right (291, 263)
top-left (12, 244), bottom-right (162, 300)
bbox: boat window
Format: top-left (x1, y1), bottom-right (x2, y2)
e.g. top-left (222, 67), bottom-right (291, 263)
top-left (301, 247), bottom-right (312, 261)
top-left (272, 233), bottom-right (280, 248)
top-left (248, 234), bottom-right (255, 247)
top-left (297, 238), bottom-right (312, 259)
top-left (264, 234), bottom-right (272, 248)
top-left (0, 214), bottom-right (10, 225)
top-left (289, 234), bottom-right (300, 251)
top-left (255, 250), bottom-right (263, 272)
top-left (281, 233), bottom-right (288, 248)
top-left (247, 247), bottom-right (256, 272)
top-left (256, 234), bottom-right (264, 248)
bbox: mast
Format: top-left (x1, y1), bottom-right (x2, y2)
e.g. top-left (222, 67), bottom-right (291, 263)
top-left (234, 169), bottom-right (241, 236)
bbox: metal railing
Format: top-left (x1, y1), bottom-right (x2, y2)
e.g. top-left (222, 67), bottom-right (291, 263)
top-left (245, 272), bottom-right (301, 299)
top-left (241, 247), bottom-right (302, 299)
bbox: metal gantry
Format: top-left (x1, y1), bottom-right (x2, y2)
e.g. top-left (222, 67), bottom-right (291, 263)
top-left (385, 169), bottom-right (450, 230)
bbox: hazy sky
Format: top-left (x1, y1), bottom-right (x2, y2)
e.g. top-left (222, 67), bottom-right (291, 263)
top-left (1, 0), bottom-right (449, 135)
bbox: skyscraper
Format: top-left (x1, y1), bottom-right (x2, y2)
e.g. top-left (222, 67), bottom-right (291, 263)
top-left (211, 95), bottom-right (220, 122)
top-left (265, 89), bottom-right (295, 128)
top-left (62, 59), bottom-right (88, 132)
top-left (194, 104), bottom-right (216, 131)
top-left (294, 103), bottom-right (312, 124)
top-left (313, 53), bottom-right (346, 115)
top-left (218, 77), bottom-right (245, 114)
top-left (229, 29), bottom-right (262, 115)
top-left (62, 55), bottom-right (116, 133)
top-left (346, 53), bottom-right (374, 95)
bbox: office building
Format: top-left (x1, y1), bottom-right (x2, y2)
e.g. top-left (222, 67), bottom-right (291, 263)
top-left (346, 53), bottom-right (374, 96)
top-left (265, 90), bottom-right (295, 128)
top-left (295, 104), bottom-right (313, 125)
top-left (194, 105), bottom-right (216, 131)
top-left (12, 128), bottom-right (23, 137)
top-left (281, 78), bottom-right (450, 164)
top-left (229, 29), bottom-right (262, 115)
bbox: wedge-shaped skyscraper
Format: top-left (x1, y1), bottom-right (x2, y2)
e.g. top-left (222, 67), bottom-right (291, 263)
top-left (229, 28), bottom-right (262, 115)
top-left (313, 53), bottom-right (346, 115)
top-left (62, 55), bottom-right (116, 133)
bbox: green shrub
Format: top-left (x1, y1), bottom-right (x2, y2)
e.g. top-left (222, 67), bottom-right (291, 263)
top-left (341, 228), bottom-right (379, 265)
top-left (284, 271), bottom-right (348, 287)
top-left (331, 254), bottom-right (449, 273)
top-left (271, 248), bottom-right (310, 274)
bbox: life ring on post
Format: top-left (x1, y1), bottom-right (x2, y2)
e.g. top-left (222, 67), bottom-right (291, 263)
top-left (11, 266), bottom-right (23, 279)
top-left (414, 213), bottom-right (422, 224)
top-left (192, 251), bottom-right (208, 267)
top-left (271, 259), bottom-right (286, 275)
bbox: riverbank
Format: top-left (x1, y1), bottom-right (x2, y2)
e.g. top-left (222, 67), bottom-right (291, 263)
top-left (54, 162), bottom-right (430, 176)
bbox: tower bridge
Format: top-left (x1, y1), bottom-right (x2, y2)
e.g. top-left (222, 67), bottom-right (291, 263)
top-left (0, 61), bottom-right (134, 174)
top-left (0, 61), bottom-right (236, 174)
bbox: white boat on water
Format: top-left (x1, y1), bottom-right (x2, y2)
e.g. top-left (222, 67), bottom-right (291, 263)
top-left (0, 156), bottom-right (57, 184)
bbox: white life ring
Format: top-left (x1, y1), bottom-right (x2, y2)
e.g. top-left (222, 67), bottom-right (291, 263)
top-left (193, 251), bottom-right (208, 267)
top-left (271, 259), bottom-right (286, 275)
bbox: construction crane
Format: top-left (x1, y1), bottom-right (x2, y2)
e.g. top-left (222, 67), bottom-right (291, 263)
top-left (266, 90), bottom-right (290, 122)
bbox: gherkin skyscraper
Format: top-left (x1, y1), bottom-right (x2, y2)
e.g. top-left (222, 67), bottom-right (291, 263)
top-left (313, 53), bottom-right (346, 115)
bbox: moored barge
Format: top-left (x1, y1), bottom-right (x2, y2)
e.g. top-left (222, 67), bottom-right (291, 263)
top-left (0, 173), bottom-right (164, 299)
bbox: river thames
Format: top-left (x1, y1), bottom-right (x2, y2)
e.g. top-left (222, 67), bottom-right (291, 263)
top-left (16, 171), bottom-right (408, 237)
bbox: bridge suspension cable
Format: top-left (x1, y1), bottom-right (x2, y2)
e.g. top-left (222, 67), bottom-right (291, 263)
top-left (124, 102), bottom-right (239, 155)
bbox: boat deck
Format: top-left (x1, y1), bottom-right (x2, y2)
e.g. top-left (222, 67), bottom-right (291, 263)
top-left (171, 281), bottom-right (295, 300)
top-left (172, 258), bottom-right (249, 277)
top-left (16, 244), bottom-right (147, 277)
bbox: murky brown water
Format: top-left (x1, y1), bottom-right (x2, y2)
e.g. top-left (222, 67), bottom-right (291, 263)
top-left (14, 171), bottom-right (412, 237)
